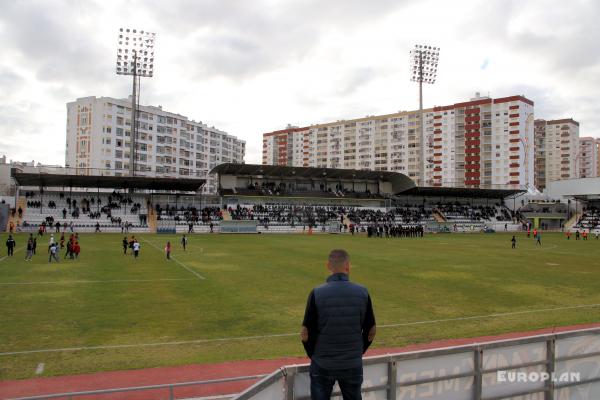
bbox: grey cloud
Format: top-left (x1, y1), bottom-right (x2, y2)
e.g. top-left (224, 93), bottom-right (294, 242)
top-left (0, 68), bottom-right (25, 96)
top-left (0, 1), bottom-right (111, 84)
top-left (459, 0), bottom-right (600, 78)
top-left (336, 67), bottom-right (379, 96)
top-left (145, 0), bottom-right (415, 80)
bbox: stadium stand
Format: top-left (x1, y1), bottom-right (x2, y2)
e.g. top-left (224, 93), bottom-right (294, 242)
top-left (10, 170), bottom-right (206, 233)
top-left (211, 163), bottom-right (524, 233)
top-left (7, 165), bottom-right (526, 234)
top-left (574, 206), bottom-right (600, 230)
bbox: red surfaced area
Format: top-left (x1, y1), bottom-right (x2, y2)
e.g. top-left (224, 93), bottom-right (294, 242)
top-left (2, 322), bottom-right (599, 399)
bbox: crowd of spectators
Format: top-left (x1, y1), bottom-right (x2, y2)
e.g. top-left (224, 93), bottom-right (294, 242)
top-left (155, 204), bottom-right (223, 224)
top-left (239, 181), bottom-right (379, 199)
top-left (436, 203), bottom-right (511, 222)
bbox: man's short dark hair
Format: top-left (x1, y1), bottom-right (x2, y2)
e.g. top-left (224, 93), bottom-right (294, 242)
top-left (328, 249), bottom-right (350, 269)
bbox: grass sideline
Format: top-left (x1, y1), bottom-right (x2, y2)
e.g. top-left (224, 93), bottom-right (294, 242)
top-left (1, 231), bottom-right (600, 380)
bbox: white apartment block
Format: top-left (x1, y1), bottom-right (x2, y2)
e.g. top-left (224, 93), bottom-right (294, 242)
top-left (579, 137), bottom-right (597, 179)
top-left (542, 119), bottom-right (580, 185)
top-left (263, 112), bottom-right (427, 184)
top-left (263, 94), bottom-right (534, 190)
top-left (66, 96), bottom-right (245, 193)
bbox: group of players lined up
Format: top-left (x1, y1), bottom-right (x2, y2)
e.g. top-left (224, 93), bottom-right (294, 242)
top-left (363, 224), bottom-right (424, 238)
top-left (4, 232), bottom-right (82, 262)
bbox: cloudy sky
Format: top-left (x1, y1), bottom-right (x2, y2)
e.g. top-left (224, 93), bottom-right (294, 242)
top-left (1, 0), bottom-right (599, 165)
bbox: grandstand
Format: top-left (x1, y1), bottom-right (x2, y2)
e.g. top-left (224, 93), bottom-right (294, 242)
top-left (3, 164), bottom-right (530, 235)
top-left (7, 169), bottom-right (209, 234)
top-left (212, 163), bottom-right (524, 233)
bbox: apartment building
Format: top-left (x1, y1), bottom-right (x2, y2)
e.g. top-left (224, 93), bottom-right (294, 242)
top-left (597, 139), bottom-right (600, 177)
top-left (263, 111), bottom-right (428, 184)
top-left (262, 126), bottom-right (308, 167)
top-left (426, 95), bottom-right (534, 189)
top-left (579, 137), bottom-right (597, 178)
top-left (66, 96), bottom-right (245, 193)
top-left (262, 94), bottom-right (534, 189)
top-left (533, 118), bottom-right (580, 190)
top-left (534, 120), bottom-right (547, 190)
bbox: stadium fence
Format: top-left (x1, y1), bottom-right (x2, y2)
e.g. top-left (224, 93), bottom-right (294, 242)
top-left (235, 327), bottom-right (600, 400)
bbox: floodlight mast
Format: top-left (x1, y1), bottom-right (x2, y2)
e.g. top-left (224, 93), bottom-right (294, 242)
top-left (116, 28), bottom-right (156, 177)
top-left (410, 44), bottom-right (440, 186)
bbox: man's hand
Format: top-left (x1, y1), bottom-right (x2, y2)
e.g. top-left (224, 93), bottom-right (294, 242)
top-left (368, 325), bottom-right (376, 342)
top-left (300, 326), bottom-right (309, 342)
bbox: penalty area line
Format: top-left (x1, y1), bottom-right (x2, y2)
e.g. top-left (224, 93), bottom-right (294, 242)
top-left (141, 239), bottom-right (206, 280)
top-left (2, 303), bottom-right (600, 357)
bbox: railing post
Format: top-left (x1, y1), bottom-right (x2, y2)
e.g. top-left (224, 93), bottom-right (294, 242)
top-left (387, 358), bottom-right (397, 400)
top-left (169, 385), bottom-right (174, 400)
top-left (284, 367), bottom-right (295, 400)
top-left (474, 347), bottom-right (483, 400)
top-left (546, 338), bottom-right (556, 400)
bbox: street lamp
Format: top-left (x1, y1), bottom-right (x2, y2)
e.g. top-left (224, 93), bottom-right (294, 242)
top-left (116, 28), bottom-right (156, 177)
top-left (410, 44), bottom-right (440, 186)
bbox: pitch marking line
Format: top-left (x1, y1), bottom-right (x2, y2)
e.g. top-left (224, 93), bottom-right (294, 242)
top-left (2, 303), bottom-right (600, 357)
top-left (142, 239), bottom-right (206, 280)
top-left (0, 278), bottom-right (194, 286)
top-left (0, 245), bottom-right (26, 262)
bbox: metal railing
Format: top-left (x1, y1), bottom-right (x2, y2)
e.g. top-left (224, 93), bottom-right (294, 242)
top-left (9, 374), bottom-right (267, 400)
top-left (234, 327), bottom-right (600, 400)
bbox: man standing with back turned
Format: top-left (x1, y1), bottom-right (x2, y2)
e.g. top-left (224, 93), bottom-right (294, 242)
top-left (301, 249), bottom-right (376, 400)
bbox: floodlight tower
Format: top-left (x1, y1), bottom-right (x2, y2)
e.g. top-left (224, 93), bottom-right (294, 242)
top-left (116, 28), bottom-right (156, 177)
top-left (410, 44), bottom-right (440, 185)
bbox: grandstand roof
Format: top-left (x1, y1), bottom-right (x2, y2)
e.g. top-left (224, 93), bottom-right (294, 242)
top-left (11, 171), bottom-right (205, 192)
top-left (398, 186), bottom-right (524, 199)
top-left (210, 163), bottom-right (416, 193)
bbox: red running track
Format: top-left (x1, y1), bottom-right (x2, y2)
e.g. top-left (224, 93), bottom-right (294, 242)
top-left (2, 322), bottom-right (599, 400)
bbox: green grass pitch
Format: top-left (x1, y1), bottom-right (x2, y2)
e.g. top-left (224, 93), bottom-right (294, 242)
top-left (1, 231), bottom-right (600, 380)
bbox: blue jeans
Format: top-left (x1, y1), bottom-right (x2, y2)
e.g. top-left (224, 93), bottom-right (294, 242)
top-left (310, 361), bottom-right (363, 400)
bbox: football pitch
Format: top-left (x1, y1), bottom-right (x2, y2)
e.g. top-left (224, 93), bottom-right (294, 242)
top-left (1, 231), bottom-right (600, 380)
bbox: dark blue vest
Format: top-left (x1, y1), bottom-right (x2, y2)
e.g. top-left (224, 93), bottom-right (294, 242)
top-left (312, 273), bottom-right (368, 370)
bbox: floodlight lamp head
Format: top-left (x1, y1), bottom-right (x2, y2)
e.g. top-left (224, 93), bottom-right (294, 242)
top-left (409, 43), bottom-right (440, 84)
top-left (116, 28), bottom-right (156, 77)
